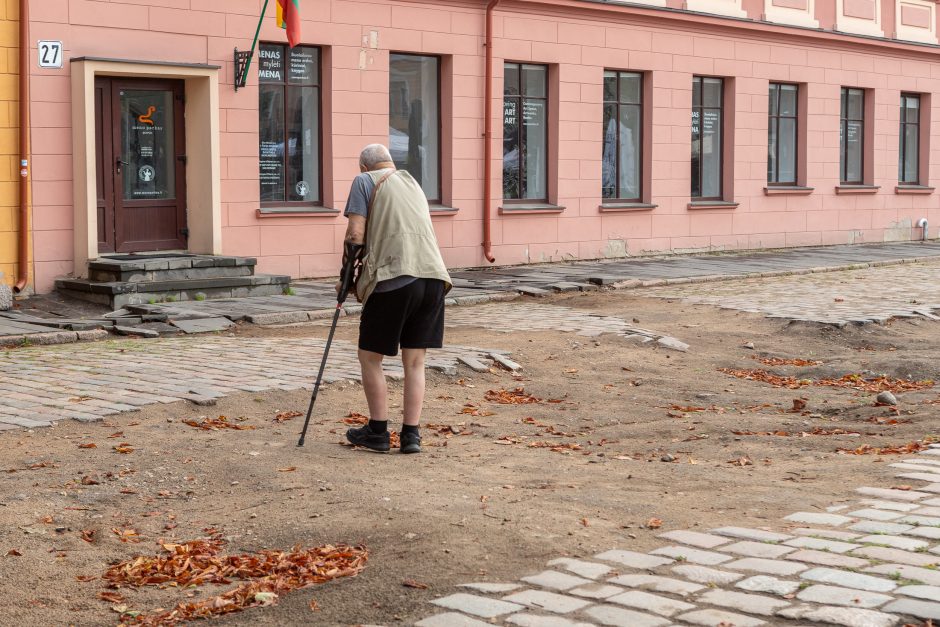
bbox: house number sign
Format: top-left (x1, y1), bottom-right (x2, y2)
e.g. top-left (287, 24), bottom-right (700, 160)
top-left (38, 41), bottom-right (63, 69)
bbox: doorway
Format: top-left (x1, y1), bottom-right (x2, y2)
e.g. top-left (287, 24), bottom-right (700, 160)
top-left (95, 77), bottom-right (187, 253)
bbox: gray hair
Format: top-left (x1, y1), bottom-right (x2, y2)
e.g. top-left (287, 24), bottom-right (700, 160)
top-left (359, 144), bottom-right (393, 169)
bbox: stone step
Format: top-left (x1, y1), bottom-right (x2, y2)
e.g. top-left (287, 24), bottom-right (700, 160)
top-left (56, 274), bottom-right (290, 309)
top-left (87, 255), bottom-right (256, 283)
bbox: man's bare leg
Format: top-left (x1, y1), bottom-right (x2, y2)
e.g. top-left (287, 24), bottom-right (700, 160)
top-left (401, 348), bottom-right (426, 427)
top-left (358, 349), bottom-right (387, 422)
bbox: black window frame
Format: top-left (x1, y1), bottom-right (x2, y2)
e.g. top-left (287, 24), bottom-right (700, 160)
top-left (899, 93), bottom-right (921, 185)
top-left (503, 62), bottom-right (549, 203)
top-left (602, 70), bottom-right (644, 202)
top-left (767, 82), bottom-right (799, 186)
top-left (691, 75), bottom-right (724, 200)
top-left (258, 42), bottom-right (323, 207)
top-left (840, 87), bottom-right (865, 185)
top-left (389, 52), bottom-right (443, 204)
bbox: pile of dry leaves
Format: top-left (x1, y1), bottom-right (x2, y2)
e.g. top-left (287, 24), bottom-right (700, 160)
top-left (720, 368), bottom-right (934, 394)
top-left (837, 438), bottom-right (939, 456)
top-left (183, 416), bottom-right (255, 431)
top-left (484, 388), bottom-right (541, 404)
top-left (718, 368), bottom-right (807, 389)
top-left (99, 536), bottom-right (368, 625)
top-left (754, 357), bottom-right (823, 367)
top-left (733, 427), bottom-right (860, 437)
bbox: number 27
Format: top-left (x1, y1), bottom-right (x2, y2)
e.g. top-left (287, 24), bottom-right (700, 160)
top-left (40, 43), bottom-right (60, 66)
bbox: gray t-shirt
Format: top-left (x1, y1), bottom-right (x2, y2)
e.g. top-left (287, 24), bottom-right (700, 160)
top-left (344, 172), bottom-right (417, 293)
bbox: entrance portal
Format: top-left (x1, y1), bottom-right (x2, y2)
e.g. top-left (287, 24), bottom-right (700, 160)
top-left (95, 77), bottom-right (187, 253)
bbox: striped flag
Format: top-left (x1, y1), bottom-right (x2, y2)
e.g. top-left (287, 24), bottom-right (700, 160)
top-left (276, 0), bottom-right (301, 48)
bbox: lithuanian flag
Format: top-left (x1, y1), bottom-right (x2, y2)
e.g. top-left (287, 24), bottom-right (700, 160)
top-left (276, 0), bottom-right (301, 48)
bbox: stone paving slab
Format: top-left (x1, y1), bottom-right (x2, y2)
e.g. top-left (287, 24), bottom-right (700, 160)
top-left (417, 445), bottom-right (940, 626)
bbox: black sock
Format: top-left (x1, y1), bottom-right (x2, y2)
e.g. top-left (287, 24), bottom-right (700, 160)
top-left (368, 419), bottom-right (387, 434)
top-left (401, 424), bottom-right (419, 436)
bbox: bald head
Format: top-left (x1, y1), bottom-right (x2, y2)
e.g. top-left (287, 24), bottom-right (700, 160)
top-left (359, 144), bottom-right (394, 170)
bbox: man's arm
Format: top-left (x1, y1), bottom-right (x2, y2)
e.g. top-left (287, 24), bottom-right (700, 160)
top-left (336, 214), bottom-right (366, 298)
top-left (344, 214), bottom-right (366, 246)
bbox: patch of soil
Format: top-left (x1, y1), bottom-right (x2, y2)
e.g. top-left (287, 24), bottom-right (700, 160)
top-left (2, 290), bottom-right (939, 625)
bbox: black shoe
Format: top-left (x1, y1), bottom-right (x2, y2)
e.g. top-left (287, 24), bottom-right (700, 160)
top-left (346, 425), bottom-right (390, 452)
top-left (400, 430), bottom-right (421, 454)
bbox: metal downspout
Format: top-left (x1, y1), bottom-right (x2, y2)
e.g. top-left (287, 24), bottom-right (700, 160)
top-left (482, 0), bottom-right (501, 263)
top-left (14, 0), bottom-right (30, 293)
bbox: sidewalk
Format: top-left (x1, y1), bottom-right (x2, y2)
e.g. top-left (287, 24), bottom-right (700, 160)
top-left (419, 444), bottom-right (940, 627)
top-left (3, 241), bottom-right (940, 344)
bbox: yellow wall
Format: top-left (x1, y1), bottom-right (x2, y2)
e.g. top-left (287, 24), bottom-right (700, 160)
top-left (0, 0), bottom-right (19, 287)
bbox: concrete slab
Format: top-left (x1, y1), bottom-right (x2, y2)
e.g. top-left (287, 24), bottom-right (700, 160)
top-left (170, 317), bottom-right (235, 334)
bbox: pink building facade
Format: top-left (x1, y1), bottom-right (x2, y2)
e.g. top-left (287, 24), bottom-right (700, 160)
top-left (23, 0), bottom-right (940, 294)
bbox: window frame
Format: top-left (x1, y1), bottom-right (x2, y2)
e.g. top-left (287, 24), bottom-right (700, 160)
top-left (691, 75), bottom-right (725, 201)
top-left (602, 69), bottom-right (644, 203)
top-left (502, 61), bottom-right (549, 204)
top-left (899, 92), bottom-right (921, 186)
top-left (839, 87), bottom-right (866, 186)
top-left (389, 51), bottom-right (443, 204)
top-left (258, 42), bottom-right (323, 208)
top-left (767, 82), bottom-right (799, 186)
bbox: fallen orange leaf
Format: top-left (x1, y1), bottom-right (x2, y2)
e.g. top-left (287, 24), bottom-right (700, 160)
top-left (274, 410), bottom-right (302, 423)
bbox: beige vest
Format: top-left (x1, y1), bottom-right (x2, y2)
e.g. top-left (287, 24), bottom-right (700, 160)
top-left (356, 169), bottom-right (452, 304)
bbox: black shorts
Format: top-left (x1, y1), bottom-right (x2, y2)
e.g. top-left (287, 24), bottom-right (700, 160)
top-left (359, 278), bottom-right (446, 357)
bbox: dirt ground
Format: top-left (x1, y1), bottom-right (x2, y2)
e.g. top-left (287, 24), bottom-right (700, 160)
top-left (2, 289), bottom-right (939, 626)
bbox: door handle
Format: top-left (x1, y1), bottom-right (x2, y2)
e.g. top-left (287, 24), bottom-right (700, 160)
top-left (116, 159), bottom-right (129, 175)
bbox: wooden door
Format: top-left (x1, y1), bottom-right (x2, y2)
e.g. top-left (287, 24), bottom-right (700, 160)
top-left (95, 78), bottom-right (188, 253)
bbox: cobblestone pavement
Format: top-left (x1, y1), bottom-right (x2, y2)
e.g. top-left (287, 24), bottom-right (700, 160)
top-left (445, 304), bottom-right (688, 350)
top-left (0, 303), bottom-right (688, 431)
top-left (0, 337), bottom-right (507, 430)
top-left (641, 261), bottom-right (940, 326)
top-left (16, 241), bottom-right (935, 335)
top-left (418, 446), bottom-right (940, 627)
top-left (143, 242), bottom-right (940, 321)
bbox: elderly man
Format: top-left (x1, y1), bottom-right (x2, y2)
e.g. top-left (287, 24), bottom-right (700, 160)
top-left (341, 144), bottom-right (452, 454)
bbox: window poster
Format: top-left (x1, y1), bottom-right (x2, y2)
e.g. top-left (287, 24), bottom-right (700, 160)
top-left (504, 99), bottom-right (518, 126)
top-left (523, 101), bottom-right (544, 127)
top-left (258, 45), bottom-right (284, 83)
top-left (289, 47), bottom-right (317, 85)
top-left (259, 140), bottom-right (284, 199)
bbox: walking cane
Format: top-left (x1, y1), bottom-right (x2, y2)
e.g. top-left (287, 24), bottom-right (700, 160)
top-left (297, 242), bottom-right (363, 447)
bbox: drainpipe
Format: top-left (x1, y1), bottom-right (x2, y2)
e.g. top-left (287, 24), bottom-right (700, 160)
top-left (917, 218), bottom-right (929, 241)
top-left (13, 0), bottom-right (30, 293)
top-left (481, 0), bottom-right (501, 263)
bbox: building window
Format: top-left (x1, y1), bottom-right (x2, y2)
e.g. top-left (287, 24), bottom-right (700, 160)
top-left (258, 43), bottom-right (321, 204)
top-left (691, 77), bottom-right (723, 199)
top-left (768, 83), bottom-right (798, 185)
top-left (602, 71), bottom-right (643, 201)
top-left (899, 93), bottom-right (921, 185)
top-left (389, 53), bottom-right (441, 201)
top-left (840, 87), bottom-right (865, 184)
top-left (503, 63), bottom-right (548, 201)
